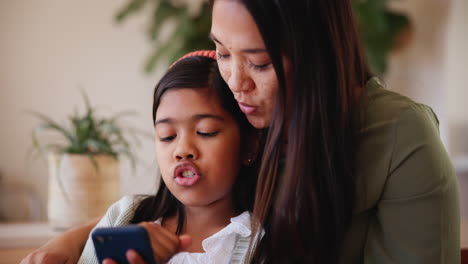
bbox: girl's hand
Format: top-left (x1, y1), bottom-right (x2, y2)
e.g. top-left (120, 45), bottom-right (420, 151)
top-left (20, 251), bottom-right (70, 264)
top-left (125, 249), bottom-right (150, 264)
top-left (140, 221), bottom-right (192, 263)
top-left (103, 222), bottom-right (192, 264)
top-left (21, 217), bottom-right (100, 264)
top-left (102, 249), bottom-right (157, 264)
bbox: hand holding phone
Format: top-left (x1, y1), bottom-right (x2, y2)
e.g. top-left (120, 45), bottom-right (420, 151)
top-left (92, 222), bottom-right (192, 264)
top-left (92, 225), bottom-right (156, 264)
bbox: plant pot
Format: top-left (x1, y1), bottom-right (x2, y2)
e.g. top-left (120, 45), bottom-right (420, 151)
top-left (47, 153), bottom-right (120, 230)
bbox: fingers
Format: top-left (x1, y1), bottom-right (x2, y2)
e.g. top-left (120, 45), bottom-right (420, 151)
top-left (20, 255), bottom-right (32, 264)
top-left (178, 234), bottom-right (192, 251)
top-left (138, 222), bottom-right (182, 263)
top-left (21, 252), bottom-right (67, 264)
top-left (20, 254), bottom-right (32, 264)
top-left (102, 258), bottom-right (118, 264)
top-left (126, 250), bottom-right (147, 264)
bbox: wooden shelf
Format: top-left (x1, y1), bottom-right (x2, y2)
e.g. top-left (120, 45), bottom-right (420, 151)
top-left (0, 222), bottom-right (63, 263)
top-left (0, 222), bottom-right (60, 248)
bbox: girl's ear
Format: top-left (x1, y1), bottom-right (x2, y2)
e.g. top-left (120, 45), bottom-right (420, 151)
top-left (242, 130), bottom-right (262, 166)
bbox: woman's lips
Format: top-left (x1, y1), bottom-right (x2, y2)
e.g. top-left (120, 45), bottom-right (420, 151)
top-left (174, 163), bottom-right (201, 186)
top-left (238, 102), bottom-right (257, 115)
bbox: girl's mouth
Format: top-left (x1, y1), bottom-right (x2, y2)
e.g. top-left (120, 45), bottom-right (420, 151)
top-left (174, 163), bottom-right (201, 186)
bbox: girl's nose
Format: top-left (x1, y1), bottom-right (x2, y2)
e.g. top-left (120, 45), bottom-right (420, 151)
top-left (173, 137), bottom-right (198, 161)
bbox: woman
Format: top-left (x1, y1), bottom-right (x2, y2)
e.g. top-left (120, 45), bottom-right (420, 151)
top-left (23, 0), bottom-right (460, 263)
top-left (211, 1), bottom-right (459, 263)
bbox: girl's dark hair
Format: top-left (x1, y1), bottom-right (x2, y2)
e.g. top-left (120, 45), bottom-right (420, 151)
top-left (130, 56), bottom-right (258, 234)
top-left (213, 0), bottom-right (370, 263)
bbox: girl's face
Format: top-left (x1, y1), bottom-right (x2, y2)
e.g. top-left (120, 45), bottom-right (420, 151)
top-left (211, 0), bottom-right (291, 129)
top-left (154, 88), bottom-right (242, 210)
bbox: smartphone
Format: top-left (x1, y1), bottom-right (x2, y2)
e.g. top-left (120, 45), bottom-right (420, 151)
top-left (92, 225), bottom-right (157, 264)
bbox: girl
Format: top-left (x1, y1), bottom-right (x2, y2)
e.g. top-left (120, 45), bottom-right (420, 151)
top-left (77, 51), bottom-right (259, 264)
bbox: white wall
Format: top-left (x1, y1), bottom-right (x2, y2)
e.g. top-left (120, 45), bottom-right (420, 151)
top-left (446, 0), bottom-right (468, 220)
top-left (0, 0), bottom-right (161, 221)
top-left (385, 0), bottom-right (451, 143)
top-left (447, 0), bottom-right (468, 125)
top-left (385, 0), bottom-right (468, 219)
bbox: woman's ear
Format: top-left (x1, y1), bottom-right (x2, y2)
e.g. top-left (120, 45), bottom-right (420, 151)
top-left (242, 130), bottom-right (262, 166)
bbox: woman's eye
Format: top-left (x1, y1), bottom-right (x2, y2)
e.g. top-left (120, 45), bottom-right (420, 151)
top-left (249, 61), bottom-right (271, 71)
top-left (160, 135), bottom-right (176, 142)
top-left (197, 131), bottom-right (219, 137)
top-left (216, 51), bottom-right (230, 60)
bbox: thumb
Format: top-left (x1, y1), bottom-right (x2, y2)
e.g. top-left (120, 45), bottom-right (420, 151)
top-left (178, 234), bottom-right (192, 251)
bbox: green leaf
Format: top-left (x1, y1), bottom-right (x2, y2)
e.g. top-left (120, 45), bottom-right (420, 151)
top-left (28, 90), bottom-right (144, 161)
top-left (148, 1), bottom-right (178, 41)
top-left (28, 111), bottom-right (75, 145)
top-left (144, 39), bottom-right (181, 73)
top-left (352, 0), bottom-right (410, 75)
top-left (115, 0), bottom-right (149, 23)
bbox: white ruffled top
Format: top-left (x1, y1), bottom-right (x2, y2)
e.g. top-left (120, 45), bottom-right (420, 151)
top-left (162, 211), bottom-right (252, 264)
top-left (78, 196), bottom-right (253, 264)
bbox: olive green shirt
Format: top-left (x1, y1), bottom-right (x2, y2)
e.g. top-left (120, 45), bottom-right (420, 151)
top-left (340, 77), bottom-right (460, 263)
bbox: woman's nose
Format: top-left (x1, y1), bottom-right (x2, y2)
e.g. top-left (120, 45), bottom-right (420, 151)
top-left (228, 64), bottom-right (254, 93)
top-left (173, 136), bottom-right (198, 161)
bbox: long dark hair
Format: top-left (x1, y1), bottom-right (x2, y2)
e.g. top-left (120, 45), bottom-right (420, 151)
top-left (130, 56), bottom-right (258, 234)
top-left (213, 0), bottom-right (371, 263)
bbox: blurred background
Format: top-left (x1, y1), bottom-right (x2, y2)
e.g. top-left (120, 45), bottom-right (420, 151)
top-left (0, 0), bottom-right (466, 224)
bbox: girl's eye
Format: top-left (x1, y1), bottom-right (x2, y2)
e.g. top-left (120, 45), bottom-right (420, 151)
top-left (216, 51), bottom-right (230, 60)
top-left (197, 131), bottom-right (219, 137)
top-left (160, 135), bottom-right (176, 142)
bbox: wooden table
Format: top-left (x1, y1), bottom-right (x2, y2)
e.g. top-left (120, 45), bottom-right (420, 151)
top-left (0, 223), bottom-right (61, 264)
top-left (0, 248), bottom-right (37, 264)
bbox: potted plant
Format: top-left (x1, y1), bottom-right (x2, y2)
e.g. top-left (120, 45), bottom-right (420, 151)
top-left (30, 91), bottom-right (140, 230)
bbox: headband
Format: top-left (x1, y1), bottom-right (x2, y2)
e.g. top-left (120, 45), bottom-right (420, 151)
top-left (170, 50), bottom-right (217, 68)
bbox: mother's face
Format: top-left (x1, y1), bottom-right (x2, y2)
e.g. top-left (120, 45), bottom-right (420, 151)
top-left (211, 0), bottom-right (289, 129)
